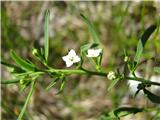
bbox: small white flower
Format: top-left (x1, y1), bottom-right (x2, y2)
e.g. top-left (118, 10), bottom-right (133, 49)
top-left (62, 49), bottom-right (80, 67)
top-left (86, 48), bottom-right (102, 58)
top-left (107, 71), bottom-right (116, 80)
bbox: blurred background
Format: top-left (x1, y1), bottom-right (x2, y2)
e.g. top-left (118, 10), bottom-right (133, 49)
top-left (1, 1), bottom-right (160, 120)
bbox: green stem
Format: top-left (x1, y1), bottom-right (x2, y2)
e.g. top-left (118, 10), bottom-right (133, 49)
top-left (2, 67), bottom-right (160, 87)
top-left (47, 68), bottom-right (107, 76)
top-left (48, 68), bottom-right (160, 86)
top-left (126, 77), bottom-right (160, 86)
top-left (17, 80), bottom-right (36, 120)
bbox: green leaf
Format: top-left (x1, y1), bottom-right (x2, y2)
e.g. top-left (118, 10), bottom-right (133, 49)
top-left (134, 24), bottom-right (156, 63)
top-left (128, 61), bottom-right (137, 73)
top-left (97, 50), bottom-right (103, 67)
top-left (80, 43), bottom-right (99, 52)
top-left (1, 61), bottom-right (19, 68)
top-left (143, 88), bottom-right (160, 104)
top-left (10, 50), bottom-right (35, 71)
top-left (44, 10), bottom-right (50, 62)
top-left (154, 67), bottom-right (160, 73)
top-left (108, 78), bottom-right (120, 91)
top-left (1, 79), bottom-right (20, 84)
top-left (99, 116), bottom-right (118, 120)
top-left (19, 79), bottom-right (31, 91)
top-left (46, 78), bottom-right (59, 90)
top-left (134, 89), bottom-right (141, 97)
top-left (80, 14), bottom-right (100, 44)
top-left (113, 107), bottom-right (144, 118)
top-left (56, 78), bottom-right (66, 94)
top-left (1, 61), bottom-right (25, 73)
top-left (18, 81), bottom-right (36, 120)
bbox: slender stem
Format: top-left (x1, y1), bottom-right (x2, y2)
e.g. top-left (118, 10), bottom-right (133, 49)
top-left (126, 77), bottom-right (160, 86)
top-left (17, 80), bottom-right (36, 120)
top-left (47, 68), bottom-right (107, 76)
top-left (48, 68), bottom-right (160, 86)
top-left (2, 67), bottom-right (160, 87)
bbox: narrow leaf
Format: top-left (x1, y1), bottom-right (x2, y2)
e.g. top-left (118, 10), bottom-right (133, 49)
top-left (46, 78), bottom-right (59, 90)
top-left (97, 50), bottom-right (103, 67)
top-left (108, 78), bottom-right (120, 91)
top-left (134, 24), bottom-right (156, 62)
top-left (56, 78), bottom-right (66, 94)
top-left (1, 61), bottom-right (25, 73)
top-left (81, 14), bottom-right (100, 44)
top-left (134, 89), bottom-right (141, 97)
top-left (1, 79), bottom-right (20, 84)
top-left (18, 81), bottom-right (36, 120)
top-left (113, 107), bottom-right (144, 118)
top-left (10, 50), bottom-right (35, 71)
top-left (44, 10), bottom-right (50, 62)
top-left (80, 43), bottom-right (99, 52)
top-left (1, 61), bottom-right (20, 69)
top-left (143, 88), bottom-right (160, 104)
top-left (154, 67), bottom-right (160, 73)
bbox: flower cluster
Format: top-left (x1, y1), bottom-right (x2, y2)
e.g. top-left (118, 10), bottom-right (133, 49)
top-left (62, 48), bottom-right (102, 67)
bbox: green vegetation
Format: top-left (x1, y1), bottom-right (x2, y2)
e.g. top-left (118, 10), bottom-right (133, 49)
top-left (1, 1), bottom-right (160, 120)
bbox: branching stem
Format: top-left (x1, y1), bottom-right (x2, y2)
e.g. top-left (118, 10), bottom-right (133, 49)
top-left (2, 67), bottom-right (160, 87)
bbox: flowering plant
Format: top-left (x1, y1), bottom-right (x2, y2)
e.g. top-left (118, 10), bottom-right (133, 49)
top-left (1, 10), bottom-right (160, 120)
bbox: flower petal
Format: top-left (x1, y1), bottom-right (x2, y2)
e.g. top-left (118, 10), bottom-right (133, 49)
top-left (65, 61), bottom-right (73, 67)
top-left (87, 49), bottom-right (94, 55)
top-left (86, 49), bottom-right (102, 57)
top-left (73, 55), bottom-right (81, 63)
top-left (68, 49), bottom-right (76, 56)
top-left (62, 55), bottom-right (69, 62)
top-left (94, 49), bottom-right (102, 57)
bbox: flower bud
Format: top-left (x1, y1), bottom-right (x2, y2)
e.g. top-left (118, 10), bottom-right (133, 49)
top-left (124, 56), bottom-right (128, 62)
top-left (107, 71), bottom-right (116, 80)
top-left (32, 48), bottom-right (38, 56)
top-left (20, 79), bottom-right (26, 85)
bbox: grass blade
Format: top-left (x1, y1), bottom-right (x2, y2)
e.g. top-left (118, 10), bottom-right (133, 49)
top-left (44, 10), bottom-right (50, 62)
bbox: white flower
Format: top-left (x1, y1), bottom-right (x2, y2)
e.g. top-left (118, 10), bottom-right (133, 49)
top-left (86, 48), bottom-right (102, 58)
top-left (107, 71), bottom-right (116, 80)
top-left (62, 49), bottom-right (80, 67)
